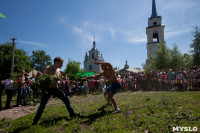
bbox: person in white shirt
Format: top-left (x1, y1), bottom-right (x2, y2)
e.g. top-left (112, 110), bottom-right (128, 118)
top-left (99, 76), bottom-right (104, 93)
top-left (4, 75), bottom-right (14, 109)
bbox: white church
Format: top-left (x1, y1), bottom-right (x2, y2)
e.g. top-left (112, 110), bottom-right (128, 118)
top-left (84, 38), bottom-right (104, 72)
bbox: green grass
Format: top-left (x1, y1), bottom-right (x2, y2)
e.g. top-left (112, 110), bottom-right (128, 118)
top-left (0, 91), bottom-right (200, 133)
top-left (1, 94), bottom-right (17, 107)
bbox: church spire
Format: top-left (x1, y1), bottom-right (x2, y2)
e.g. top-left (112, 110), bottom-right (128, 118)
top-left (93, 35), bottom-right (96, 49)
top-left (150, 0), bottom-right (158, 19)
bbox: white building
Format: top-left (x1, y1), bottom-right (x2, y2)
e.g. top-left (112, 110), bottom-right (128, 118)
top-left (84, 39), bottom-right (104, 72)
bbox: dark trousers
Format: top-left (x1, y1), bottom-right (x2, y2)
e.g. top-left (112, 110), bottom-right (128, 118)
top-left (17, 87), bottom-right (26, 106)
top-left (5, 89), bottom-right (14, 108)
top-left (0, 88), bottom-right (2, 110)
top-left (33, 88), bottom-right (75, 124)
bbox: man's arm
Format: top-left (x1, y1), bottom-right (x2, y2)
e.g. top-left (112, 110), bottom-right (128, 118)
top-left (94, 61), bottom-right (111, 67)
top-left (94, 61), bottom-right (114, 71)
top-left (85, 72), bottom-right (104, 80)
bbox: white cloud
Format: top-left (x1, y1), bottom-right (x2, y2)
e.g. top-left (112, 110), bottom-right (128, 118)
top-left (122, 30), bottom-right (146, 44)
top-left (108, 28), bottom-right (117, 40)
top-left (128, 37), bottom-right (146, 43)
top-left (165, 28), bottom-right (192, 39)
top-left (73, 26), bottom-right (83, 34)
top-left (72, 25), bottom-right (94, 51)
top-left (18, 40), bottom-right (47, 47)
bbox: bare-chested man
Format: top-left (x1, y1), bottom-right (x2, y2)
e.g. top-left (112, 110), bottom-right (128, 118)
top-left (32, 57), bottom-right (79, 125)
top-left (85, 61), bottom-right (122, 113)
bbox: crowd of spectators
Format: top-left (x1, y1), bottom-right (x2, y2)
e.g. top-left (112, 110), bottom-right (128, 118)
top-left (117, 66), bottom-right (200, 91)
top-left (0, 70), bottom-right (43, 109)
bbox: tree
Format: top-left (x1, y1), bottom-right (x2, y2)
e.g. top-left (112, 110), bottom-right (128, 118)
top-left (80, 68), bottom-right (86, 74)
top-left (190, 25), bottom-right (200, 66)
top-left (113, 66), bottom-right (119, 70)
top-left (150, 42), bottom-right (171, 70)
top-left (0, 43), bottom-right (32, 79)
top-left (183, 54), bottom-right (193, 68)
top-left (169, 44), bottom-right (183, 70)
top-left (64, 58), bottom-right (81, 75)
top-left (145, 42), bottom-right (185, 71)
top-left (30, 50), bottom-right (52, 72)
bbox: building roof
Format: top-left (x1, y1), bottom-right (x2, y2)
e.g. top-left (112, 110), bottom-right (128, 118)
top-left (116, 68), bottom-right (143, 73)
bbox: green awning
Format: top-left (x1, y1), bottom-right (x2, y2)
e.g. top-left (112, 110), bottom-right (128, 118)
top-left (81, 72), bottom-right (94, 77)
top-left (76, 72), bottom-right (94, 77)
top-left (76, 73), bottom-right (82, 75)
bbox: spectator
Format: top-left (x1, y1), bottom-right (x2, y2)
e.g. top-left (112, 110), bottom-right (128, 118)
top-left (99, 76), bottom-right (104, 93)
top-left (176, 71), bottom-right (184, 91)
top-left (121, 76), bottom-right (127, 91)
top-left (83, 80), bottom-right (88, 96)
top-left (17, 70), bottom-right (26, 107)
top-left (168, 69), bottom-right (175, 90)
top-left (4, 75), bottom-right (14, 109)
top-left (188, 67), bottom-right (196, 90)
top-left (127, 73), bottom-right (133, 90)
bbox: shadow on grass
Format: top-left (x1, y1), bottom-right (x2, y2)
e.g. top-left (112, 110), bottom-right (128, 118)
top-left (39, 116), bottom-right (71, 127)
top-left (81, 104), bottom-right (113, 125)
top-left (12, 105), bottom-right (111, 132)
top-left (11, 116), bottom-right (71, 132)
top-left (9, 125), bottom-right (31, 133)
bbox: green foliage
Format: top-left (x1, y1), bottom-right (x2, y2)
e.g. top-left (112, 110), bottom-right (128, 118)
top-left (80, 68), bottom-right (87, 74)
top-left (67, 73), bottom-right (81, 81)
top-left (169, 44), bottom-right (183, 70)
top-left (65, 58), bottom-right (81, 75)
top-left (183, 54), bottom-right (193, 68)
top-left (92, 70), bottom-right (99, 74)
top-left (14, 49), bottom-right (32, 72)
top-left (190, 25), bottom-right (200, 66)
top-left (30, 50), bottom-right (52, 72)
top-left (28, 74), bottom-right (62, 106)
top-left (146, 42), bottom-right (193, 71)
top-left (113, 66), bottom-right (119, 70)
top-left (0, 43), bottom-right (32, 79)
top-left (154, 42), bottom-right (171, 70)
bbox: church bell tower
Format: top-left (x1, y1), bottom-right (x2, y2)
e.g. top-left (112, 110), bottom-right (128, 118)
top-left (146, 0), bottom-right (165, 65)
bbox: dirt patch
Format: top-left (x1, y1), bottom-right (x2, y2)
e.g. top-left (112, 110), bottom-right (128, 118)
top-left (0, 94), bottom-right (103, 121)
top-left (0, 98), bottom-right (63, 121)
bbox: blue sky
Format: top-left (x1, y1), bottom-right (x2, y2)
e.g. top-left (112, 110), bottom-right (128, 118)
top-left (0, 0), bottom-right (200, 71)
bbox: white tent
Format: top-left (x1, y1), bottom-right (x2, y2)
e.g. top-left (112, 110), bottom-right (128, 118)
top-left (28, 69), bottom-right (40, 78)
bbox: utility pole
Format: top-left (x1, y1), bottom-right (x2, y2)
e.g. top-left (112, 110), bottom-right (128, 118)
top-left (11, 38), bottom-right (16, 76)
top-left (0, 75), bottom-right (2, 110)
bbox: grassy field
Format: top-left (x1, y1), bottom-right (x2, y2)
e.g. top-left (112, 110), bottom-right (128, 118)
top-left (1, 94), bottom-right (18, 108)
top-left (0, 91), bottom-right (200, 133)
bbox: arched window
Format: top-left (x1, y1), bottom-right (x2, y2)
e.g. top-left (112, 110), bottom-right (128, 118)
top-left (92, 53), bottom-right (94, 58)
top-left (153, 22), bottom-right (157, 26)
top-left (153, 31), bottom-right (159, 42)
